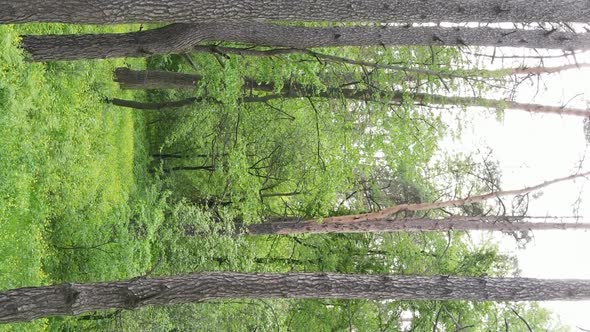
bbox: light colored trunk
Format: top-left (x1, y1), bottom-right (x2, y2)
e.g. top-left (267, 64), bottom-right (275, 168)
top-left (245, 216), bottom-right (590, 235)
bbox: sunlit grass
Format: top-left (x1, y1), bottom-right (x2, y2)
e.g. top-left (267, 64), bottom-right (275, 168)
top-left (0, 24), bottom-right (152, 331)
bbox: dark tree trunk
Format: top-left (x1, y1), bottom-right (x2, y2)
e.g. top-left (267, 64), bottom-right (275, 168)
top-left (114, 68), bottom-right (202, 90)
top-left (213, 256), bottom-right (321, 266)
top-left (152, 153), bottom-right (187, 159)
top-left (1, 272), bottom-right (590, 323)
top-left (245, 216), bottom-right (590, 235)
top-left (108, 97), bottom-right (199, 110)
top-left (22, 23), bottom-right (590, 61)
top-left (114, 68), bottom-right (272, 91)
top-left (1, 0), bottom-right (588, 24)
top-left (153, 153), bottom-right (225, 159)
top-left (163, 165), bottom-right (216, 173)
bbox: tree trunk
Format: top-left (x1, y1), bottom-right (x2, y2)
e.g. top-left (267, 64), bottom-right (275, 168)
top-left (253, 86), bottom-right (590, 117)
top-left (115, 63), bottom-right (590, 92)
top-left (192, 46), bottom-right (590, 79)
top-left (109, 81), bottom-right (590, 117)
top-left (245, 216), bottom-right (590, 235)
top-left (2, 0), bottom-right (588, 24)
top-left (22, 23), bottom-right (590, 61)
top-left (114, 68), bottom-right (202, 90)
top-left (108, 97), bottom-right (199, 110)
top-left (163, 165), bottom-right (216, 172)
top-left (510, 63), bottom-right (590, 75)
top-left (1, 272), bottom-right (590, 323)
top-left (214, 256), bottom-right (321, 266)
top-left (114, 68), bottom-right (271, 91)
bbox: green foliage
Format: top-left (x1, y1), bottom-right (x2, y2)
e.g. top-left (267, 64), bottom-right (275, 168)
top-left (0, 23), bottom-right (568, 332)
top-left (0, 24), bottom-right (159, 331)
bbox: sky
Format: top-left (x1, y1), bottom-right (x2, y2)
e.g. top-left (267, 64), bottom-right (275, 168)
top-left (439, 53), bottom-right (590, 330)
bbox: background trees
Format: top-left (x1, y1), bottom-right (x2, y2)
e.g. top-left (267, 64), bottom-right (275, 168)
top-left (0, 1), bottom-right (589, 331)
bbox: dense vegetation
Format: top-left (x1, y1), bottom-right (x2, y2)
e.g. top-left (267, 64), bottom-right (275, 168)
top-left (0, 23), bottom-right (567, 331)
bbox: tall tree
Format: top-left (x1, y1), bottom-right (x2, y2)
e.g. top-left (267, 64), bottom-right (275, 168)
top-left (1, 0), bottom-right (588, 24)
top-left (114, 63), bottom-right (590, 91)
top-left (244, 216), bottom-right (590, 235)
top-left (22, 23), bottom-right (590, 61)
top-left (1, 272), bottom-right (590, 323)
top-left (109, 75), bottom-right (590, 117)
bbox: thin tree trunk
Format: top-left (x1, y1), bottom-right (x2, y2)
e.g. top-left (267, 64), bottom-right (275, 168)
top-left (114, 68), bottom-right (271, 91)
top-left (163, 165), bottom-right (216, 172)
top-left (22, 23), bottom-right (590, 61)
top-left (115, 63), bottom-right (590, 93)
top-left (192, 46), bottom-right (590, 78)
top-left (1, 272), bottom-right (590, 323)
top-left (510, 63), bottom-right (590, 75)
top-left (214, 256), bottom-right (321, 266)
top-left (260, 191), bottom-right (302, 198)
top-left (153, 153), bottom-right (226, 159)
top-left (406, 92), bottom-right (590, 117)
top-left (318, 171), bottom-right (590, 224)
top-left (249, 85), bottom-right (590, 117)
top-left (152, 153), bottom-right (186, 159)
top-left (2, 0), bottom-right (588, 24)
top-left (109, 82), bottom-right (590, 117)
top-left (108, 97), bottom-right (199, 110)
top-left (245, 216), bottom-right (590, 235)
top-left (114, 68), bottom-right (202, 90)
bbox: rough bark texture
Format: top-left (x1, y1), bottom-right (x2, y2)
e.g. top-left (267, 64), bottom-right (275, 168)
top-left (2, 272), bottom-right (590, 322)
top-left (246, 216), bottom-right (590, 235)
top-left (2, 0), bottom-right (589, 23)
top-left (22, 23), bottom-right (590, 61)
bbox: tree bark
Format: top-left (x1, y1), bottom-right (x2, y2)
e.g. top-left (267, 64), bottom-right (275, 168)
top-left (114, 68), bottom-right (271, 91)
top-left (108, 97), bottom-right (199, 110)
top-left (22, 23), bottom-right (590, 61)
top-left (115, 63), bottom-right (590, 92)
top-left (1, 272), bottom-right (590, 323)
top-left (109, 80), bottom-right (590, 117)
top-left (245, 216), bottom-right (590, 235)
top-left (114, 68), bottom-right (202, 90)
top-left (252, 87), bottom-right (590, 117)
top-left (163, 165), bottom-right (216, 172)
top-left (192, 46), bottom-right (590, 79)
top-left (2, 0), bottom-right (589, 24)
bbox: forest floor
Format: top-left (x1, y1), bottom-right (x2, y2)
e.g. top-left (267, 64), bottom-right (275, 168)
top-left (0, 24), bottom-right (163, 331)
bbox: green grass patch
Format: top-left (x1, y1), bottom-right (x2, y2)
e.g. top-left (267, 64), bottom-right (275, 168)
top-left (0, 24), bottom-right (162, 331)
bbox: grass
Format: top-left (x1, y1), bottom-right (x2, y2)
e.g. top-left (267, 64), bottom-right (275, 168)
top-left (0, 24), bottom-right (162, 331)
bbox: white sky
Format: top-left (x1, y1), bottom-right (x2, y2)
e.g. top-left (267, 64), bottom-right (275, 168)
top-left (440, 58), bottom-right (590, 330)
